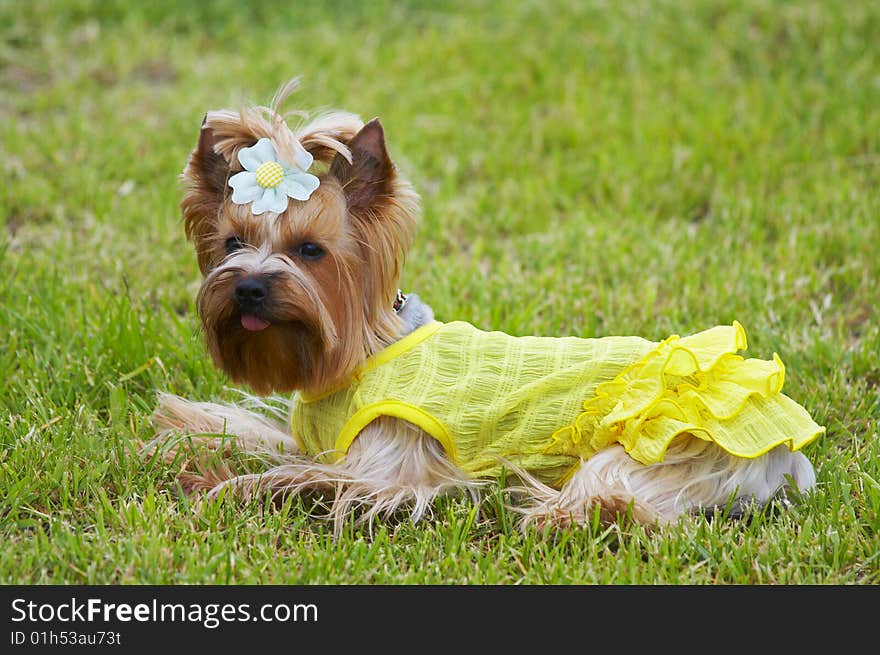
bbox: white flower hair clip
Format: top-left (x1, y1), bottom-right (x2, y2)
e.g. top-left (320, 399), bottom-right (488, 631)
top-left (228, 137), bottom-right (320, 215)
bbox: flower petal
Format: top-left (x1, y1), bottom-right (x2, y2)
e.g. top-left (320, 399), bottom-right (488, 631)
top-left (238, 137), bottom-right (278, 171)
top-left (251, 187), bottom-right (287, 215)
top-left (279, 172), bottom-right (320, 201)
top-left (266, 186), bottom-right (290, 214)
top-left (291, 142), bottom-right (314, 171)
top-left (228, 172), bottom-right (262, 204)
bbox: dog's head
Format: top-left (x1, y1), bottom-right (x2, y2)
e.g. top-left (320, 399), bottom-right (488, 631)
top-left (180, 79), bottom-right (419, 395)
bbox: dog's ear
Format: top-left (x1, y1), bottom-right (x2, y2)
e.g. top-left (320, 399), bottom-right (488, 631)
top-left (181, 114), bottom-right (230, 272)
top-left (329, 118), bottom-right (395, 213)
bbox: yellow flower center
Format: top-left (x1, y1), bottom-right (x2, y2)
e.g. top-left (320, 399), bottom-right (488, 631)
top-left (255, 161), bottom-right (284, 189)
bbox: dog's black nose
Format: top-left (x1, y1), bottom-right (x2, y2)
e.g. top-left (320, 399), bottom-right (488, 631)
top-left (234, 277), bottom-right (268, 309)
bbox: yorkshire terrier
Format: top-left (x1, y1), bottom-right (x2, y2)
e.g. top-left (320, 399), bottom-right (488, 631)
top-left (150, 79), bottom-right (823, 534)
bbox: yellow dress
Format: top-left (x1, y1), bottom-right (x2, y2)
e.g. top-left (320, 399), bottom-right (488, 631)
top-left (290, 321), bottom-right (824, 487)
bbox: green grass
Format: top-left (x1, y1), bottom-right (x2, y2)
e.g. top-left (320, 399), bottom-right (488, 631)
top-left (1, 0), bottom-right (878, 584)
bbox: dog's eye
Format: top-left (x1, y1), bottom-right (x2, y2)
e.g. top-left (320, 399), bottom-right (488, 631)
top-left (225, 236), bottom-right (245, 254)
top-left (296, 242), bottom-right (325, 261)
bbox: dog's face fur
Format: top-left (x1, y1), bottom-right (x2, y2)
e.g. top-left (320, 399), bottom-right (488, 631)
top-left (180, 93), bottom-right (419, 395)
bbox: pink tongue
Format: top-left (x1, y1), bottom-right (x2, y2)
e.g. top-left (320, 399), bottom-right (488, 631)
top-left (241, 314), bottom-right (270, 331)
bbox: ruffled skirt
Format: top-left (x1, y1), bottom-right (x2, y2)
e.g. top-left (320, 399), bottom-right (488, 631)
top-left (554, 321), bottom-right (825, 466)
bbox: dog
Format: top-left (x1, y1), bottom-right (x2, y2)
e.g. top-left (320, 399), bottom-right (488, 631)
top-left (150, 78), bottom-right (824, 534)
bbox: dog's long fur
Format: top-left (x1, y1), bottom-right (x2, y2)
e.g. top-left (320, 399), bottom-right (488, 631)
top-left (150, 79), bottom-right (817, 535)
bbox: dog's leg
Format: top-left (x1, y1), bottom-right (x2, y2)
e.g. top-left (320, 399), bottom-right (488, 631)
top-left (150, 400), bottom-right (477, 534)
top-left (689, 442), bottom-right (817, 518)
top-left (225, 417), bottom-right (479, 536)
top-left (146, 392), bottom-right (300, 491)
top-left (325, 417), bottom-right (481, 533)
top-left (514, 440), bottom-right (816, 529)
top-left (149, 392), bottom-right (298, 454)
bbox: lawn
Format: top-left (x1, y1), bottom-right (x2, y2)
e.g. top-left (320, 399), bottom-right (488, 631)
top-left (1, 0), bottom-right (878, 584)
